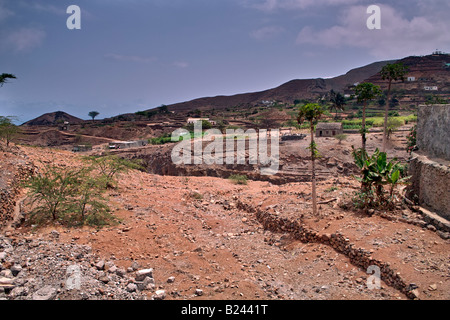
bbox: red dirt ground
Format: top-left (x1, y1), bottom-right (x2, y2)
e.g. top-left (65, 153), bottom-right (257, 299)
top-left (10, 143), bottom-right (449, 301)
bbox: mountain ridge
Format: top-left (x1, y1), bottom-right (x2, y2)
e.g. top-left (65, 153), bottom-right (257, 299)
top-left (162, 60), bottom-right (396, 112)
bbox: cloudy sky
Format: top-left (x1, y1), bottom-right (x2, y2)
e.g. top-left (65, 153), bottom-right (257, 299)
top-left (1, 0), bottom-right (449, 123)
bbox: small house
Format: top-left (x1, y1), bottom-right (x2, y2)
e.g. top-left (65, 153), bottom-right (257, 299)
top-left (59, 121), bottom-right (70, 131)
top-left (315, 123), bottom-right (343, 138)
top-left (186, 118), bottom-right (217, 125)
top-left (109, 140), bottom-right (147, 149)
top-left (407, 76), bottom-right (416, 82)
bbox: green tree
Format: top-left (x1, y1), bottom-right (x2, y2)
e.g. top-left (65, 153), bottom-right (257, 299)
top-left (88, 111), bottom-right (100, 122)
top-left (380, 63), bottom-right (409, 151)
top-left (0, 73), bottom-right (16, 87)
top-left (0, 116), bottom-right (20, 147)
top-left (25, 164), bottom-right (116, 227)
top-left (334, 134), bottom-right (348, 144)
top-left (386, 117), bottom-right (403, 139)
top-left (354, 83), bottom-right (382, 152)
top-left (25, 165), bottom-right (84, 222)
top-left (329, 90), bottom-right (347, 119)
top-left (297, 103), bottom-right (325, 216)
top-left (84, 155), bottom-right (143, 189)
top-left (70, 173), bottom-right (112, 226)
top-left (158, 104), bottom-right (169, 113)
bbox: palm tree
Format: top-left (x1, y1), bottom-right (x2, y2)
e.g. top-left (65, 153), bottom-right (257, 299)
top-left (297, 103), bottom-right (325, 216)
top-left (380, 63), bottom-right (408, 152)
top-left (88, 111), bottom-right (100, 122)
top-left (354, 83), bottom-right (382, 152)
top-left (0, 73), bottom-right (16, 87)
top-left (329, 90), bottom-right (347, 119)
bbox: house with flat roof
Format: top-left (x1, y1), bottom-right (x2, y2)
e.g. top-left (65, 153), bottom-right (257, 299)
top-left (315, 122), bottom-right (343, 137)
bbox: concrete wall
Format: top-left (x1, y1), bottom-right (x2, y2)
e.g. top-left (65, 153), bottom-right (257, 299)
top-left (416, 104), bottom-right (450, 160)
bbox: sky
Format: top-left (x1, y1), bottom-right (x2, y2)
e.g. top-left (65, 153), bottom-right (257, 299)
top-left (1, 0), bottom-right (449, 124)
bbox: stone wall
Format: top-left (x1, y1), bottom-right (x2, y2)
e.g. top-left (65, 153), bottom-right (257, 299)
top-left (246, 205), bottom-right (420, 299)
top-left (407, 152), bottom-right (450, 220)
top-left (0, 157), bottom-right (35, 230)
top-left (416, 104), bottom-right (450, 160)
top-left (407, 104), bottom-right (450, 220)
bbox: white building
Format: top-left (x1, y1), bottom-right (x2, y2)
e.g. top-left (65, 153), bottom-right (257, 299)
top-left (407, 76), bottom-right (416, 82)
top-left (424, 86), bottom-right (438, 91)
top-left (186, 118), bottom-right (217, 125)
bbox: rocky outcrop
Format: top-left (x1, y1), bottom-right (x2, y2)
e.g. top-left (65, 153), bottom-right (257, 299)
top-left (0, 232), bottom-right (159, 300)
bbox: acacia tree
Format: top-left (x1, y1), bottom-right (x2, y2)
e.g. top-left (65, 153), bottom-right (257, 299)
top-left (297, 103), bottom-right (325, 216)
top-left (354, 83), bottom-right (382, 152)
top-left (0, 73), bottom-right (16, 87)
top-left (0, 116), bottom-right (19, 147)
top-left (88, 111), bottom-right (100, 122)
top-left (380, 63), bottom-right (408, 151)
top-left (329, 90), bottom-right (347, 119)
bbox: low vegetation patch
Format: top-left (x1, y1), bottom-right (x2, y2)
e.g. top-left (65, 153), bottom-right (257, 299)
top-left (228, 174), bottom-right (248, 185)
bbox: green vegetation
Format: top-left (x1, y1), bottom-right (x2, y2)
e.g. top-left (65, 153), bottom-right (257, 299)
top-left (325, 186), bottom-right (338, 192)
top-left (386, 117), bottom-right (403, 139)
top-left (0, 73), bottom-right (16, 87)
top-left (83, 155), bottom-right (143, 189)
top-left (297, 103), bottom-right (325, 216)
top-left (340, 114), bottom-right (416, 130)
top-left (185, 120), bottom-right (213, 132)
top-left (135, 110), bottom-right (158, 119)
top-left (135, 105), bottom-right (170, 119)
top-left (25, 164), bottom-right (117, 227)
top-left (149, 133), bottom-right (177, 145)
top-left (228, 174), bottom-right (248, 185)
top-left (328, 90), bottom-right (347, 119)
top-left (189, 191), bottom-right (203, 200)
top-left (354, 82), bottom-right (382, 152)
top-left (334, 134), bottom-right (348, 144)
top-left (406, 125), bottom-right (417, 154)
top-left (0, 116), bottom-right (20, 147)
top-left (380, 63), bottom-right (409, 151)
top-left (25, 155), bottom-right (143, 227)
top-left (88, 111), bottom-right (100, 122)
top-left (425, 95), bottom-right (448, 105)
top-left (149, 131), bottom-right (206, 145)
top-left (351, 147), bottom-right (410, 212)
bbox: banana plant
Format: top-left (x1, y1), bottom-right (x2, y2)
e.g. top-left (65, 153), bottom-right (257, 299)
top-left (352, 147), bottom-right (410, 209)
top-left (384, 164), bottom-right (411, 200)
